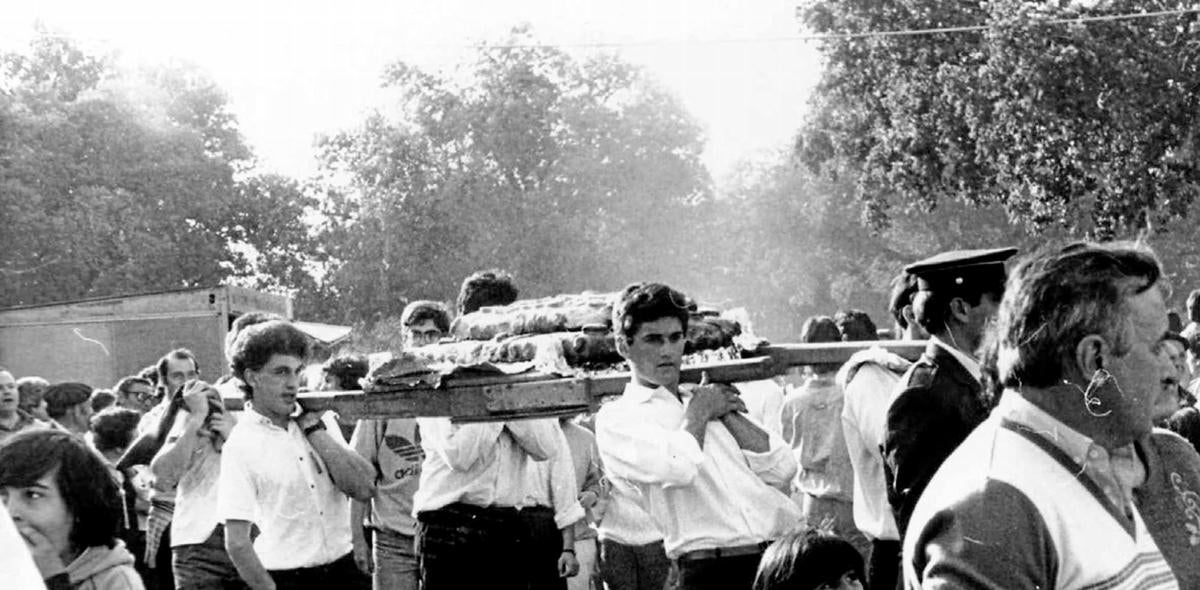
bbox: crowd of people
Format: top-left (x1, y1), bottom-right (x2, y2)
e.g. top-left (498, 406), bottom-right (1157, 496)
top-left (4, 242), bottom-right (1200, 590)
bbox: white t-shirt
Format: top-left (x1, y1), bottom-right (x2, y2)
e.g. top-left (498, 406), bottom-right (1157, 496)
top-left (217, 410), bottom-right (351, 569)
top-left (0, 500), bottom-right (46, 589)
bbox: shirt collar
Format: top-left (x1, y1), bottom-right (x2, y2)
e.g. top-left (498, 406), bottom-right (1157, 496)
top-left (996, 391), bottom-right (1096, 465)
top-left (622, 380), bottom-right (680, 405)
top-left (245, 404), bottom-right (289, 431)
top-left (0, 410), bottom-right (35, 432)
top-left (931, 335), bottom-right (982, 383)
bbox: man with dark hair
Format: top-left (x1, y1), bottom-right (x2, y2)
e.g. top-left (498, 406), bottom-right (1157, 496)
top-left (44, 382), bottom-right (94, 435)
top-left (904, 241), bottom-right (1200, 587)
top-left (152, 377), bottom-right (240, 590)
top-left (456, 269), bottom-right (518, 315)
top-left (115, 376), bottom-right (157, 414)
top-left (218, 320), bottom-right (375, 590)
top-left (400, 300), bottom-right (452, 349)
top-left (837, 271), bottom-right (924, 590)
top-left (834, 310), bottom-right (878, 343)
top-left (16, 375), bottom-right (51, 423)
top-left (596, 283), bottom-right (799, 590)
top-left (125, 347), bottom-right (202, 590)
top-left (883, 247), bottom-right (1016, 541)
top-left (0, 368), bottom-right (48, 445)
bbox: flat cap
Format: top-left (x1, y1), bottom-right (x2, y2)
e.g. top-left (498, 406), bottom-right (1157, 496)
top-left (904, 247), bottom-right (1018, 292)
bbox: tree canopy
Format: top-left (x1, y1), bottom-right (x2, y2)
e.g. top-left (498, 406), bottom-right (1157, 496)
top-left (0, 34), bottom-right (317, 306)
top-left (312, 28), bottom-right (712, 323)
top-left (797, 0), bottom-right (1200, 237)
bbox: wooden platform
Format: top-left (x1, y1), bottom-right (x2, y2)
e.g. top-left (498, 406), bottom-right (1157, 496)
top-left (282, 340), bottom-right (928, 422)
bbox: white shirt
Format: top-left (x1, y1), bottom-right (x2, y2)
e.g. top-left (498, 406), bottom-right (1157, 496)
top-left (838, 348), bottom-right (904, 540)
top-left (596, 476), bottom-right (664, 546)
top-left (595, 381), bottom-right (802, 557)
top-left (412, 418), bottom-right (561, 514)
top-left (166, 412), bottom-right (230, 546)
top-left (735, 380), bottom-right (785, 437)
top-left (217, 410), bottom-right (351, 570)
top-left (0, 501), bottom-right (46, 590)
top-left (517, 421), bottom-right (586, 529)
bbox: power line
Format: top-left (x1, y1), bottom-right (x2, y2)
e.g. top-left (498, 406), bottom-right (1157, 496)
top-left (454, 7), bottom-right (1200, 49)
top-left (17, 7), bottom-right (1200, 51)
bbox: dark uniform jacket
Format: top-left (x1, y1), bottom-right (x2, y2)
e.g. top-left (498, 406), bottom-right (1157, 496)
top-left (883, 340), bottom-right (989, 538)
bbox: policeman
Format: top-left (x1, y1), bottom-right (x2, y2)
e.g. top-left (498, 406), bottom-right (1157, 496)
top-left (882, 247), bottom-right (1017, 542)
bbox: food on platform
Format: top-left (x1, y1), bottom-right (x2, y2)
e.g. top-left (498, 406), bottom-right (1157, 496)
top-left (450, 292), bottom-right (615, 340)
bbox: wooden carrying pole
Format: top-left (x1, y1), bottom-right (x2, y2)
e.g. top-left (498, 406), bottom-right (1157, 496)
top-left (281, 340), bottom-right (928, 422)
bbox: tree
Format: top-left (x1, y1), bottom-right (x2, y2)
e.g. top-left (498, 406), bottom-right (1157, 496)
top-left (797, 0), bottom-right (1200, 238)
top-left (314, 28), bottom-right (712, 323)
top-left (0, 33), bottom-right (316, 306)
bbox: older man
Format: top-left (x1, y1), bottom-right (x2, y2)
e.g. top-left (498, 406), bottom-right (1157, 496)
top-left (904, 241), bottom-right (1200, 588)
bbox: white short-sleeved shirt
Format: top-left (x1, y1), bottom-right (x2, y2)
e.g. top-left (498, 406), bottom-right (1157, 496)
top-left (217, 410), bottom-right (351, 570)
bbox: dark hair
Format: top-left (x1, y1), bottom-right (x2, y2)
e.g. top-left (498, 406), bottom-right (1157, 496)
top-left (229, 321), bottom-right (310, 400)
top-left (753, 527), bottom-right (866, 590)
top-left (1188, 289), bottom-right (1200, 323)
top-left (995, 241), bottom-right (1162, 389)
top-left (912, 279), bottom-right (1003, 336)
top-left (44, 382), bottom-right (92, 419)
top-left (401, 300), bottom-right (451, 333)
top-left (888, 271), bottom-right (920, 330)
top-left (612, 282), bottom-right (693, 342)
top-left (16, 376), bottom-right (49, 412)
top-left (156, 349), bottom-right (199, 393)
top-left (226, 311), bottom-right (286, 361)
top-left (800, 316), bottom-right (842, 374)
top-left (90, 407), bottom-right (141, 453)
top-left (90, 389), bottom-right (116, 413)
top-left (834, 310), bottom-right (877, 342)
top-left (138, 364), bottom-right (159, 386)
top-left (114, 376), bottom-right (152, 397)
top-left (457, 269), bottom-right (518, 315)
top-left (321, 354), bottom-right (369, 390)
top-left (0, 430), bottom-right (122, 550)
top-left (1168, 310), bottom-right (1184, 334)
top-left (1166, 406), bottom-right (1200, 454)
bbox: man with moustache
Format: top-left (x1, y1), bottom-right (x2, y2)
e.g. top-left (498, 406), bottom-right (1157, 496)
top-left (595, 283), bottom-right (800, 590)
top-left (218, 320), bottom-right (375, 590)
top-left (904, 241), bottom-right (1200, 588)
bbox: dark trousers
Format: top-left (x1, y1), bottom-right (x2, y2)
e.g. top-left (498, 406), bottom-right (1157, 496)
top-left (600, 539), bottom-right (671, 590)
top-left (173, 526), bottom-right (247, 590)
top-left (869, 538), bottom-right (902, 590)
top-left (418, 503), bottom-right (528, 590)
top-left (519, 506), bottom-right (566, 590)
top-left (675, 553), bottom-right (762, 590)
top-left (268, 553), bottom-right (368, 590)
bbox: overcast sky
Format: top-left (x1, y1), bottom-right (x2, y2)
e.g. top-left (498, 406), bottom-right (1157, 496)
top-left (2, 0), bottom-right (821, 181)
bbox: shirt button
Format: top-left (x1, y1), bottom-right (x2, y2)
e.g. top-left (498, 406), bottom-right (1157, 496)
top-left (1088, 449), bottom-right (1101, 459)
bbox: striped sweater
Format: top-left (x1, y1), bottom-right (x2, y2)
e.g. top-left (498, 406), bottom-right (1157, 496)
top-left (904, 394), bottom-right (1200, 589)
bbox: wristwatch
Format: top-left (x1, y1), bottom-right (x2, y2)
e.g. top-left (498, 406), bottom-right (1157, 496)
top-left (302, 421), bottom-right (326, 437)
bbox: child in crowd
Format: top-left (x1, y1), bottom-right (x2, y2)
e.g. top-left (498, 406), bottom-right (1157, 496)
top-left (753, 528), bottom-right (866, 590)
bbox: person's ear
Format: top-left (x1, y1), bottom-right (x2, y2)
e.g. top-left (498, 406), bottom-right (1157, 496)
top-left (1074, 335), bottom-right (1108, 379)
top-left (948, 297), bottom-right (971, 324)
top-left (615, 334), bottom-right (630, 357)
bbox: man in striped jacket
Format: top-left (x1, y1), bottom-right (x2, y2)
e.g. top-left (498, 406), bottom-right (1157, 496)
top-left (904, 241), bottom-right (1200, 589)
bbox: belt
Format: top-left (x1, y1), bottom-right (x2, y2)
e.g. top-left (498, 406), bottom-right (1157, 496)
top-left (676, 541), bottom-right (771, 563)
